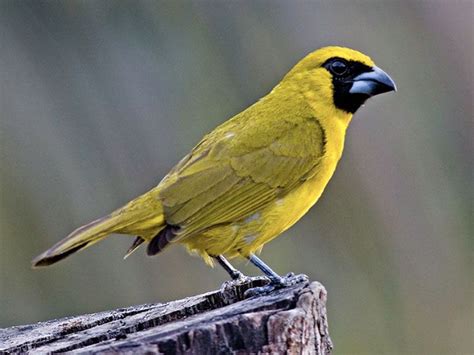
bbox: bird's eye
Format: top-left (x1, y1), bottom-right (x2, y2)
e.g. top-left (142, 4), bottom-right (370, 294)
top-left (329, 60), bottom-right (348, 76)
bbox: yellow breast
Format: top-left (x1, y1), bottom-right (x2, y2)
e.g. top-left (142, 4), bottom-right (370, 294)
top-left (182, 109), bottom-right (351, 263)
top-left (236, 126), bottom-right (347, 255)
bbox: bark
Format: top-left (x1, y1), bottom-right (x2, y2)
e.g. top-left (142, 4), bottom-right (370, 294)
top-left (0, 278), bottom-right (332, 354)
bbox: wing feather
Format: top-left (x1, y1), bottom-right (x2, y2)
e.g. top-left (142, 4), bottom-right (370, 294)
top-left (158, 116), bottom-right (326, 240)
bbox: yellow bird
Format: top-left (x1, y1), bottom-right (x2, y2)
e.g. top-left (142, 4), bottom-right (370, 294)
top-left (33, 46), bottom-right (396, 290)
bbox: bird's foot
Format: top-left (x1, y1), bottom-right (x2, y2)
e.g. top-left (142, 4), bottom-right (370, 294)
top-left (243, 273), bottom-right (309, 298)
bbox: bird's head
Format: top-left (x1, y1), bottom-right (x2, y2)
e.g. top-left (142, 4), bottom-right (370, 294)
top-left (283, 46), bottom-right (396, 114)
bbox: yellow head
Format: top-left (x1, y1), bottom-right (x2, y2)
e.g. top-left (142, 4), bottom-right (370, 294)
top-left (282, 46), bottom-right (396, 115)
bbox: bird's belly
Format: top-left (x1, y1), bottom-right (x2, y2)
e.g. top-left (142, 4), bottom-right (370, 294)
top-left (236, 155), bottom-right (339, 254)
top-left (182, 154), bottom-right (340, 262)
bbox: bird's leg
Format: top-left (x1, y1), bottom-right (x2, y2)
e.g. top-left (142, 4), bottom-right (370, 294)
top-left (215, 255), bottom-right (246, 281)
top-left (244, 254), bottom-right (308, 297)
top-left (247, 254), bottom-right (283, 284)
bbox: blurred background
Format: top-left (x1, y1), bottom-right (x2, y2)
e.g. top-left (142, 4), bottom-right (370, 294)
top-left (0, 1), bottom-right (472, 354)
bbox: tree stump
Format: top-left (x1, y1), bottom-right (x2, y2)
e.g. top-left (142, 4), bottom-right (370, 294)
top-left (0, 278), bottom-right (332, 354)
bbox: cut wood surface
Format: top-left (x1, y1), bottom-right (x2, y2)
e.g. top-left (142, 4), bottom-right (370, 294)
top-left (0, 278), bottom-right (332, 354)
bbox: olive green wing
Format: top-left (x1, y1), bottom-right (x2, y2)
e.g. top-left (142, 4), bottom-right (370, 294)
top-left (157, 116), bottom-right (326, 239)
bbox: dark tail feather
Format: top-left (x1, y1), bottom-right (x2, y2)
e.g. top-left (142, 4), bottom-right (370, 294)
top-left (147, 225), bottom-right (178, 256)
top-left (123, 237), bottom-right (145, 259)
top-left (32, 242), bottom-right (90, 267)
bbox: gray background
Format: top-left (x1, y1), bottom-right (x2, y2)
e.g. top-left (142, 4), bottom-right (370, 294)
top-left (0, 1), bottom-right (472, 354)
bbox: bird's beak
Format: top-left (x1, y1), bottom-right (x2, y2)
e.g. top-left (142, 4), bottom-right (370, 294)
top-left (349, 66), bottom-right (397, 96)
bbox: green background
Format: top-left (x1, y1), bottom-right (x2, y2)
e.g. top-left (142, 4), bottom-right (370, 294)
top-left (0, 1), bottom-right (472, 354)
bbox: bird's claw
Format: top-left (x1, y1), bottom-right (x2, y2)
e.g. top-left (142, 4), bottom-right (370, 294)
top-left (243, 273), bottom-right (309, 298)
top-left (282, 273), bottom-right (309, 286)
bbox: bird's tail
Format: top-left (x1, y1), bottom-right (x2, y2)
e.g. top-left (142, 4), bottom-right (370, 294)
top-left (32, 190), bottom-right (166, 267)
top-left (32, 213), bottom-right (124, 267)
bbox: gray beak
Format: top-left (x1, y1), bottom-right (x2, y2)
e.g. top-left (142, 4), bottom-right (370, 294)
top-left (349, 66), bottom-right (397, 96)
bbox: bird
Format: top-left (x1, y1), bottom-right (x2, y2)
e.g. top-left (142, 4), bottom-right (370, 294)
top-left (32, 46), bottom-right (396, 290)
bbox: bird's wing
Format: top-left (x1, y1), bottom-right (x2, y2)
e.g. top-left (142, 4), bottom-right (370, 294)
top-left (157, 115), bottom-right (326, 239)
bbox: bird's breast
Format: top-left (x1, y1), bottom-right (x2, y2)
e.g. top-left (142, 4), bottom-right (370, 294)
top-left (235, 146), bottom-right (343, 255)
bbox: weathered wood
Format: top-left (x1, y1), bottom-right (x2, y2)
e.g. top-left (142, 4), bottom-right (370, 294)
top-left (0, 278), bottom-right (332, 354)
